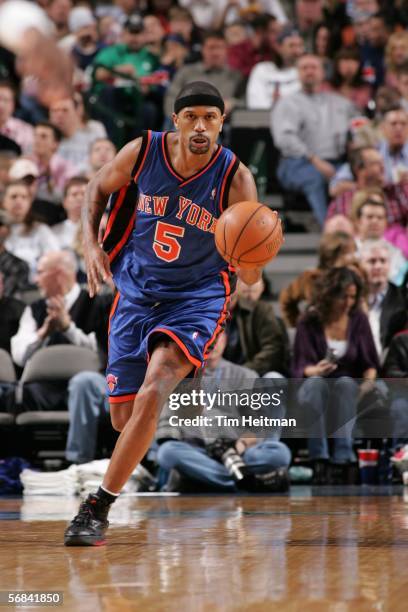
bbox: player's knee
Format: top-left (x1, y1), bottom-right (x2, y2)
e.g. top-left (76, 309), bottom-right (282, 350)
top-left (110, 401), bottom-right (133, 431)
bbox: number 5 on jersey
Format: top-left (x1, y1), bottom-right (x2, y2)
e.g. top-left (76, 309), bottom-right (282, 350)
top-left (153, 221), bottom-right (185, 262)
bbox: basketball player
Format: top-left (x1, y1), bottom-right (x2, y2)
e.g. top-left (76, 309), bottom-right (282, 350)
top-left (64, 81), bottom-right (262, 546)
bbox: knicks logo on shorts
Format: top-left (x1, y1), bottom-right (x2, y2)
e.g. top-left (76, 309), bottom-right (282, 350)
top-left (106, 374), bottom-right (118, 393)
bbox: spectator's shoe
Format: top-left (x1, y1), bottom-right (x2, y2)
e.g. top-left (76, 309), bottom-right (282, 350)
top-left (64, 494), bottom-right (110, 546)
top-left (241, 468), bottom-right (290, 493)
top-left (162, 469), bottom-right (200, 493)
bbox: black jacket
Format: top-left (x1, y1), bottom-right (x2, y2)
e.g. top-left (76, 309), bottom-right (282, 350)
top-left (382, 331), bottom-right (408, 378)
top-left (380, 283), bottom-right (407, 350)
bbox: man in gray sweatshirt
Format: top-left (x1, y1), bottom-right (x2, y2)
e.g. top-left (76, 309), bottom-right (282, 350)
top-left (271, 54), bottom-right (357, 225)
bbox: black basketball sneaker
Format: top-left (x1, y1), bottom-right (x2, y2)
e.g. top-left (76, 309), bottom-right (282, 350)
top-left (64, 494), bottom-right (110, 546)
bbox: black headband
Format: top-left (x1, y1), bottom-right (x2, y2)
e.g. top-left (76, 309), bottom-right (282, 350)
top-left (174, 93), bottom-right (225, 115)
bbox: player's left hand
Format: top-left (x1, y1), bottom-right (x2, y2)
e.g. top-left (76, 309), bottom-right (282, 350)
top-left (236, 266), bottom-right (262, 285)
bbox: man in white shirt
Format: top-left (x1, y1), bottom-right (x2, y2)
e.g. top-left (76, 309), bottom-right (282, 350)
top-left (246, 26), bottom-right (303, 109)
top-left (53, 176), bottom-right (88, 249)
top-left (353, 190), bottom-right (408, 286)
top-left (11, 250), bottom-right (107, 369)
top-left (360, 240), bottom-right (407, 363)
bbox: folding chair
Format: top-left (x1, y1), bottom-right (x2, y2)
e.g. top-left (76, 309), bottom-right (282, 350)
top-left (15, 346), bottom-right (102, 462)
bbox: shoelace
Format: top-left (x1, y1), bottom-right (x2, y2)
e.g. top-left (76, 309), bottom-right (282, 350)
top-left (72, 503), bottom-right (95, 527)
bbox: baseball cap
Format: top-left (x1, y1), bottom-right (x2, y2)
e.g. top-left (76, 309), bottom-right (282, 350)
top-left (68, 7), bottom-right (96, 33)
top-left (124, 13), bottom-right (144, 33)
top-left (8, 158), bottom-right (39, 180)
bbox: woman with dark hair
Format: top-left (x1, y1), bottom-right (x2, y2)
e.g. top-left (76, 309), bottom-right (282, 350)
top-left (1, 180), bottom-right (59, 280)
top-left (329, 48), bottom-right (372, 110)
top-left (293, 267), bottom-right (379, 483)
top-left (279, 231), bottom-right (357, 327)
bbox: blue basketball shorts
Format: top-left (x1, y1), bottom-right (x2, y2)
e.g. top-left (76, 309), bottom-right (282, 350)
top-left (106, 290), bottom-right (229, 404)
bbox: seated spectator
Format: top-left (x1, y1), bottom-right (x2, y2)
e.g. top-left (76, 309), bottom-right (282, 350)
top-left (246, 25), bottom-right (303, 110)
top-left (143, 13), bottom-right (166, 57)
top-left (328, 117), bottom-right (379, 198)
top-left (7, 156), bottom-right (67, 227)
top-left (0, 270), bottom-right (24, 353)
top-left (327, 48), bottom-right (372, 111)
top-left (378, 106), bottom-right (408, 184)
top-left (271, 54), bottom-right (357, 226)
top-left (156, 331), bottom-right (291, 493)
top-left (158, 34), bottom-right (189, 86)
top-left (1, 180), bottom-right (59, 281)
top-left (382, 328), bottom-right (408, 451)
top-left (385, 31), bottom-right (408, 88)
top-left (0, 209), bottom-right (29, 296)
top-left (326, 146), bottom-right (408, 228)
top-left (280, 231), bottom-right (356, 328)
top-left (167, 6), bottom-right (201, 64)
top-left (293, 267), bottom-right (379, 483)
top-left (225, 14), bottom-right (281, 79)
top-left (360, 239), bottom-right (407, 362)
top-left (10, 250), bottom-right (111, 409)
top-left (224, 277), bottom-right (289, 377)
top-left (46, 0), bottom-right (72, 41)
top-left (351, 188), bottom-right (408, 285)
top-left (178, 0), bottom-right (287, 31)
top-left (360, 11), bottom-right (391, 89)
top-left (69, 6), bottom-right (104, 71)
top-left (31, 122), bottom-right (76, 204)
top-left (49, 95), bottom-right (106, 167)
top-left (164, 31), bottom-right (243, 122)
top-left (0, 81), bottom-right (33, 155)
top-left (78, 137), bottom-right (116, 180)
top-left (52, 177), bottom-right (87, 250)
top-left (294, 0), bottom-right (325, 52)
top-left (92, 13), bottom-right (160, 136)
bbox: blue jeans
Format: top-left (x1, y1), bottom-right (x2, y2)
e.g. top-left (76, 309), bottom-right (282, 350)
top-left (157, 439), bottom-right (292, 492)
top-left (65, 372), bottom-right (109, 464)
top-left (298, 376), bottom-right (358, 463)
top-left (390, 394), bottom-right (408, 448)
top-left (277, 157), bottom-right (328, 226)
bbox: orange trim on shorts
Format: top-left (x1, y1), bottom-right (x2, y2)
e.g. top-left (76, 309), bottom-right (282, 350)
top-left (109, 393), bottom-right (137, 405)
top-left (133, 129), bottom-right (152, 183)
top-left (152, 327), bottom-right (202, 369)
top-left (103, 184), bottom-right (129, 243)
top-left (108, 291), bottom-right (120, 335)
top-left (219, 154), bottom-right (237, 213)
top-left (108, 210), bottom-right (136, 263)
top-left (203, 270), bottom-right (231, 358)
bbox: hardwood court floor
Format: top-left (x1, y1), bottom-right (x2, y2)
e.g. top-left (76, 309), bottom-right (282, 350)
top-left (1, 488), bottom-right (408, 611)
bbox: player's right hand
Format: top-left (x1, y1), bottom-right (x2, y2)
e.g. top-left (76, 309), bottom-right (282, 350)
top-left (85, 243), bottom-right (113, 297)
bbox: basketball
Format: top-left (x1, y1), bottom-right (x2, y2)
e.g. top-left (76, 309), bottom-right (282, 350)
top-left (215, 201), bottom-right (284, 269)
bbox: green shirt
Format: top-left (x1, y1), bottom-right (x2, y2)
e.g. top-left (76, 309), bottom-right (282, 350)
top-left (93, 44), bottom-right (159, 77)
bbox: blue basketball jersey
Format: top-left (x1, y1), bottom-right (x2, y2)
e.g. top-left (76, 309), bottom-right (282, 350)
top-left (104, 130), bottom-right (240, 303)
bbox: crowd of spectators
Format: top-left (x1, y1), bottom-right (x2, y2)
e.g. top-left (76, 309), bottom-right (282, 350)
top-left (0, 0), bottom-right (408, 492)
